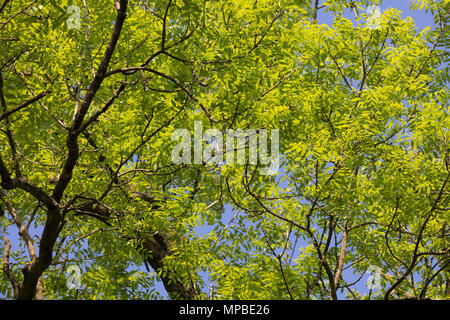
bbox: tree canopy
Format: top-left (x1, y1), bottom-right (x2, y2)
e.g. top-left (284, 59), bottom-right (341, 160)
top-left (0, 0), bottom-right (449, 300)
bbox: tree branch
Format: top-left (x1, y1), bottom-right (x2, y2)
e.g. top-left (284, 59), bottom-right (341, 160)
top-left (0, 88), bottom-right (51, 123)
top-left (0, 0), bottom-right (10, 15)
top-left (0, 189), bottom-right (39, 292)
top-left (77, 82), bottom-right (127, 134)
top-left (419, 258), bottom-right (450, 299)
top-left (334, 220), bottom-right (348, 289)
top-left (0, 0), bottom-right (36, 31)
top-left (161, 0), bottom-right (173, 51)
top-left (384, 172), bottom-right (450, 299)
top-left (52, 0), bottom-right (129, 203)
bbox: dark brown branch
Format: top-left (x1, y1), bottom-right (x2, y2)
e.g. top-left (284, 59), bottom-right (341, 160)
top-left (278, 254), bottom-right (294, 300)
top-left (105, 67), bottom-right (191, 96)
top-left (1, 175), bottom-right (58, 210)
top-left (0, 0), bottom-right (36, 31)
top-left (161, 0), bottom-right (173, 51)
top-left (358, 28), bottom-right (389, 92)
top-left (241, 165), bottom-right (307, 232)
top-left (11, 66), bottom-right (67, 129)
top-left (0, 188), bottom-right (52, 300)
top-left (327, 50), bottom-right (355, 91)
top-left (312, 0), bottom-right (319, 21)
top-left (384, 172), bottom-right (450, 299)
top-left (18, 205), bottom-right (62, 299)
top-left (384, 196), bottom-right (409, 269)
top-left (139, 16), bottom-right (198, 67)
top-left (0, 189), bottom-right (37, 262)
top-left (248, 11), bottom-right (282, 54)
top-left (106, 66), bottom-right (216, 122)
top-left (413, 18), bottom-right (448, 80)
top-left (271, 239), bottom-right (294, 300)
top-left (13, 0), bottom-right (129, 300)
top-left (0, 109), bottom-right (56, 205)
top-left (0, 86), bottom-right (51, 178)
top-left (304, 207), bottom-right (337, 300)
top-left (0, 72), bottom-right (20, 177)
top-left (0, 0), bottom-right (10, 14)
top-left (77, 83), bottom-right (127, 134)
top-left (419, 258), bottom-right (450, 299)
top-left (34, 278), bottom-right (44, 300)
top-left (2, 125), bottom-right (21, 177)
top-left (140, 233), bottom-right (198, 299)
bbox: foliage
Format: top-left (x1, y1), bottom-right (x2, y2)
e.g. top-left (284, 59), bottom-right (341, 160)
top-left (0, 0), bottom-right (448, 300)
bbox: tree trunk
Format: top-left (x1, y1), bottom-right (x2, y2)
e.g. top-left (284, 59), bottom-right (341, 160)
top-left (140, 233), bottom-right (198, 299)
